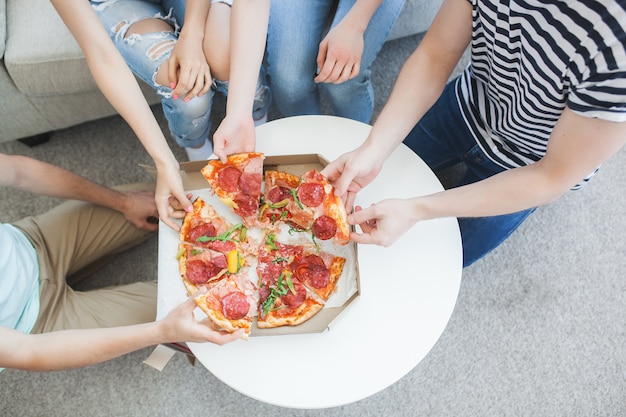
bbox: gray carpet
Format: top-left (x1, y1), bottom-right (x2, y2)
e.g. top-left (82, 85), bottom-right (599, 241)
top-left (1, 33), bottom-right (625, 417)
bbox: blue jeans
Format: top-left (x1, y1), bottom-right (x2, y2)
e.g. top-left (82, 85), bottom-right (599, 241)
top-left (403, 79), bottom-right (536, 267)
top-left (266, 0), bottom-right (405, 124)
top-left (91, 0), bottom-right (213, 148)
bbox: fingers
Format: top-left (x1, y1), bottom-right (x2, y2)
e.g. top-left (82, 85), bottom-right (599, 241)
top-left (158, 193), bottom-right (192, 231)
top-left (212, 329), bottom-right (245, 346)
top-left (344, 191), bottom-right (357, 214)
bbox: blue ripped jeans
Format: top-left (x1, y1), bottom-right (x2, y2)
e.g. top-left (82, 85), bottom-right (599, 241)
top-left (403, 78), bottom-right (536, 267)
top-left (266, 0), bottom-right (405, 124)
top-left (90, 0), bottom-right (218, 148)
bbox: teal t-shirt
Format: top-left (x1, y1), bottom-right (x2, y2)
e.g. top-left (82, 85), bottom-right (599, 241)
top-left (0, 224), bottom-right (40, 333)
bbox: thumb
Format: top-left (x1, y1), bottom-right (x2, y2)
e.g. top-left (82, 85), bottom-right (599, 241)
top-left (348, 205), bottom-right (374, 226)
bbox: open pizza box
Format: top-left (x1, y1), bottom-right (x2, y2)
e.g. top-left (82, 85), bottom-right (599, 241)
top-left (145, 154), bottom-right (361, 336)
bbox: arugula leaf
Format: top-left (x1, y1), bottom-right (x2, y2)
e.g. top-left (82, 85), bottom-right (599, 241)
top-left (196, 223), bottom-right (243, 243)
top-left (290, 188), bottom-right (304, 210)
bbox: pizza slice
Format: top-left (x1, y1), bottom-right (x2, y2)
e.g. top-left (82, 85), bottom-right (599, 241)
top-left (260, 170), bottom-right (314, 230)
top-left (200, 152), bottom-right (264, 227)
top-left (193, 268), bottom-right (258, 339)
top-left (262, 169), bottom-right (350, 245)
top-left (178, 197), bottom-right (255, 338)
top-left (255, 234), bottom-right (324, 328)
top-left (297, 169), bottom-right (350, 245)
top-left (292, 251), bottom-right (346, 301)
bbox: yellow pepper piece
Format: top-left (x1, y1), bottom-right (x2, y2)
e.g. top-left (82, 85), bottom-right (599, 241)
top-left (227, 249), bottom-right (240, 274)
top-left (219, 197), bottom-right (236, 208)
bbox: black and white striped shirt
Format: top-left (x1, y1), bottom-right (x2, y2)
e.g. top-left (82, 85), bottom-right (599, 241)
top-left (457, 0), bottom-right (626, 186)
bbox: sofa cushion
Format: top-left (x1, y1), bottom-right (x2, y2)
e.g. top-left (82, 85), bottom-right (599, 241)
top-left (0, 0), bottom-right (6, 58)
top-left (5, 0), bottom-right (98, 96)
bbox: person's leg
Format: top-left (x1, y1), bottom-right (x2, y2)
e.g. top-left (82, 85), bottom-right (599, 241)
top-left (14, 183), bottom-right (157, 333)
top-left (403, 79), bottom-right (536, 267)
top-left (320, 0), bottom-right (405, 123)
top-left (91, 0), bottom-right (214, 160)
top-left (267, 0), bottom-right (331, 116)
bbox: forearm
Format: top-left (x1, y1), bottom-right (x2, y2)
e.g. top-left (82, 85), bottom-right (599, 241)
top-left (51, 0), bottom-right (177, 170)
top-left (415, 164), bottom-right (571, 221)
top-left (8, 323), bottom-right (166, 371)
top-left (365, 45), bottom-right (457, 160)
top-left (227, 0), bottom-right (270, 118)
top-left (179, 0), bottom-right (210, 43)
top-left (7, 156), bottom-right (130, 212)
top-left (341, 0), bottom-right (384, 34)
top-left (364, 0), bottom-right (471, 159)
top-left (87, 56), bottom-right (178, 168)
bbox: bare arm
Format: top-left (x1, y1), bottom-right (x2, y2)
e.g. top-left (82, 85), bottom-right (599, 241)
top-left (0, 296), bottom-right (242, 371)
top-left (323, 0), bottom-right (472, 197)
top-left (412, 109), bottom-right (626, 219)
top-left (315, 0), bottom-right (383, 84)
top-left (49, 0), bottom-right (192, 229)
top-left (169, 0), bottom-right (212, 101)
top-left (0, 153), bottom-right (158, 230)
top-left (212, 0), bottom-right (270, 161)
top-left (350, 108), bottom-right (626, 246)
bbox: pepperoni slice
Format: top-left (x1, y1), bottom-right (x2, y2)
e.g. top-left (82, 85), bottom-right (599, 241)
top-left (234, 194), bottom-right (258, 217)
top-left (218, 166), bottom-right (242, 192)
top-left (239, 173), bottom-right (262, 196)
top-left (312, 215), bottom-right (337, 240)
top-left (185, 260), bottom-right (222, 284)
top-left (281, 281), bottom-right (306, 308)
top-left (221, 291), bottom-right (250, 320)
top-left (267, 186), bottom-right (292, 203)
top-left (189, 223), bottom-right (216, 245)
top-left (297, 264), bottom-right (330, 289)
top-left (297, 182), bottom-right (324, 207)
top-left (299, 254), bottom-right (326, 268)
top-left (207, 240), bottom-right (236, 253)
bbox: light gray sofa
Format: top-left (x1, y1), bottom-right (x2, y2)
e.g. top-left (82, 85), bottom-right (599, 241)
top-left (0, 0), bottom-right (441, 144)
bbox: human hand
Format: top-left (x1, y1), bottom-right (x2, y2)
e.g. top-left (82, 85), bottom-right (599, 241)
top-left (118, 190), bottom-right (159, 232)
top-left (314, 21), bottom-right (364, 84)
top-left (321, 144), bottom-right (383, 212)
top-left (160, 291), bottom-right (244, 345)
top-left (348, 200), bottom-right (420, 247)
top-left (154, 161), bottom-right (193, 231)
top-left (213, 114), bottom-right (256, 163)
top-left (168, 36), bottom-right (212, 102)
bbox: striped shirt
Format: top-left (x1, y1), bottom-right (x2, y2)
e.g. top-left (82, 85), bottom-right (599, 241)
top-left (457, 0), bottom-right (626, 187)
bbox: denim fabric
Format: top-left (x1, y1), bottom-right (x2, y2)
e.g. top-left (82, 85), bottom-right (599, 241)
top-left (266, 0), bottom-right (405, 124)
top-left (90, 0), bottom-right (213, 148)
top-left (403, 78), bottom-right (536, 267)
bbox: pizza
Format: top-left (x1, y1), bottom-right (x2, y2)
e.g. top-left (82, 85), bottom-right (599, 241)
top-left (178, 197), bottom-right (258, 339)
top-left (178, 152), bottom-right (353, 338)
top-left (256, 233), bottom-right (345, 328)
top-left (200, 152), bottom-right (264, 227)
top-left (261, 168), bottom-right (350, 245)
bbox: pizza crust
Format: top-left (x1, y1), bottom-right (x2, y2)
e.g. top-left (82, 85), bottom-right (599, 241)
top-left (256, 298), bottom-right (323, 329)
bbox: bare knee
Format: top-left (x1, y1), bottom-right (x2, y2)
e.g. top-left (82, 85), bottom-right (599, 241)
top-left (125, 18), bottom-right (177, 86)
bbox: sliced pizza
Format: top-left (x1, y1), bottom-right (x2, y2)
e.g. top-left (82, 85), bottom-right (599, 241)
top-left (193, 268), bottom-right (258, 339)
top-left (260, 170), bottom-right (314, 230)
top-left (261, 169), bottom-right (350, 245)
top-left (292, 252), bottom-right (346, 301)
top-left (200, 152), bottom-right (264, 227)
top-left (178, 197), bottom-right (255, 338)
top-left (298, 169), bottom-right (350, 245)
top-left (255, 233), bottom-right (345, 328)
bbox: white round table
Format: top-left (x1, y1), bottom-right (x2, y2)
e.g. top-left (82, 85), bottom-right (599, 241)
top-left (161, 115), bottom-right (462, 409)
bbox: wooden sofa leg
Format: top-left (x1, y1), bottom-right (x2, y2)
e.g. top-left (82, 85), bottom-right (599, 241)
top-left (18, 132), bottom-right (51, 147)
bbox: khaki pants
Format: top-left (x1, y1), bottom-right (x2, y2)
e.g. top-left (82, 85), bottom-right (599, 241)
top-left (12, 183), bottom-right (158, 333)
